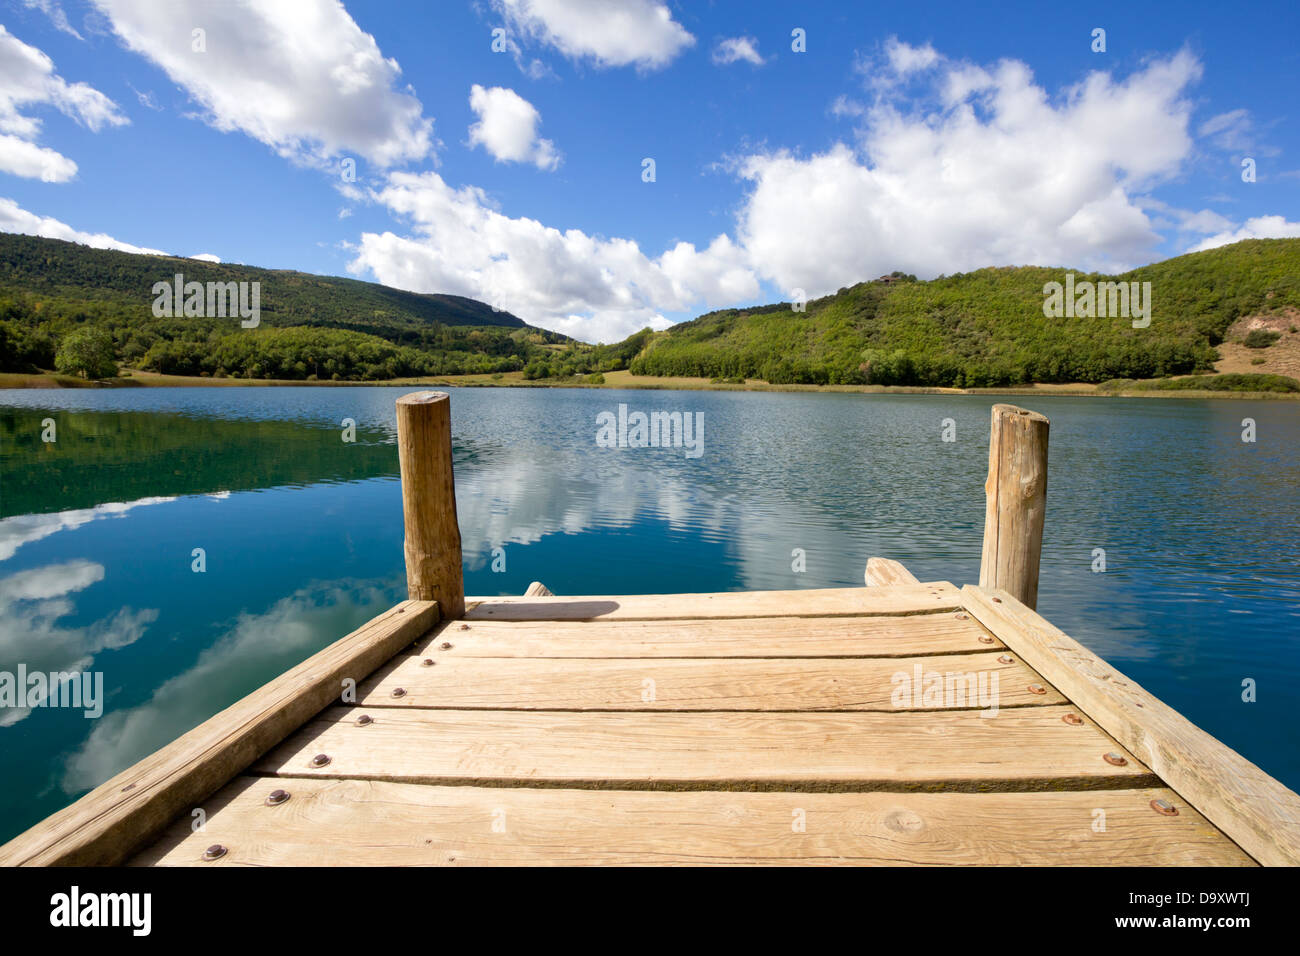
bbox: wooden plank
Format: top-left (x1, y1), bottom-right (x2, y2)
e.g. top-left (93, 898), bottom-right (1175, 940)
top-left (419, 614), bottom-right (1002, 658)
top-left (464, 583), bottom-right (962, 621)
top-left (133, 778), bottom-right (1254, 867)
top-left (962, 585), bottom-right (1300, 867)
top-left (253, 704), bottom-right (1155, 791)
top-left (0, 600), bottom-right (441, 867)
top-left (358, 651), bottom-right (1063, 711)
top-left (523, 581), bottom-right (553, 597)
top-left (865, 557), bottom-right (920, 587)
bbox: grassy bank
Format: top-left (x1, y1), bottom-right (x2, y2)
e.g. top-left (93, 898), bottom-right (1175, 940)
top-left (5, 367), bottom-right (1298, 400)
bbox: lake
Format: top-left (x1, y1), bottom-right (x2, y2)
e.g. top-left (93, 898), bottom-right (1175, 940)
top-left (1, 385), bottom-right (1297, 844)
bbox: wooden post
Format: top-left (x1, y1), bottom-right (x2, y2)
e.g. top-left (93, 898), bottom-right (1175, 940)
top-left (979, 404), bottom-right (1049, 610)
top-left (396, 391), bottom-right (464, 618)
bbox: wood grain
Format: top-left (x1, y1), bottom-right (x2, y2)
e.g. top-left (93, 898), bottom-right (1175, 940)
top-left (133, 778), bottom-right (1253, 867)
top-left (253, 704), bottom-right (1154, 791)
top-left (979, 404), bottom-right (1049, 609)
top-left (865, 557), bottom-right (920, 587)
top-left (397, 391), bottom-right (464, 617)
top-left (358, 651), bottom-right (1062, 711)
top-left (962, 584), bottom-right (1300, 866)
top-left (464, 584), bottom-right (962, 621)
top-left (414, 614), bottom-right (1001, 658)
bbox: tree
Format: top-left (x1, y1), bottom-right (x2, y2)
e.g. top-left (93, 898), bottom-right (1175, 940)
top-left (55, 327), bottom-right (117, 379)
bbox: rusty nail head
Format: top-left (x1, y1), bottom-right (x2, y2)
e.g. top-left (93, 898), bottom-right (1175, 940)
top-left (458, 624), bottom-right (470, 630)
top-left (202, 844), bottom-right (227, 861)
top-left (422, 658), bottom-right (435, 666)
top-left (1027, 683), bottom-right (1046, 695)
top-left (955, 613), bottom-right (968, 620)
top-left (1150, 799), bottom-right (1178, 816)
top-left (1062, 713), bottom-right (1083, 725)
top-left (992, 597), bottom-right (1002, 603)
top-left (396, 607), bottom-right (404, 614)
top-left (440, 642), bottom-right (452, 650)
top-left (977, 635), bottom-right (994, 644)
top-left (392, 687), bottom-right (407, 698)
top-left (357, 714), bottom-right (373, 725)
top-left (997, 655), bottom-right (1014, 664)
top-left (121, 783), bottom-right (135, 792)
top-left (311, 753), bottom-right (331, 768)
top-left (266, 789), bottom-right (290, 806)
top-left (1104, 752), bottom-right (1128, 766)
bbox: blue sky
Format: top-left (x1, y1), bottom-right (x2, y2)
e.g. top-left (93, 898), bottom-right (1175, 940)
top-left (1, 0), bottom-right (1297, 342)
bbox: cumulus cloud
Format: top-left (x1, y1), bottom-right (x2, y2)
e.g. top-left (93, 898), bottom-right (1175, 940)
top-left (0, 196), bottom-right (166, 254)
top-left (348, 170), bottom-right (758, 342)
top-left (736, 48), bottom-right (1206, 296)
top-left (190, 252), bottom-right (220, 262)
top-left (467, 84), bottom-right (560, 170)
top-left (90, 0), bottom-right (434, 167)
top-left (492, 0), bottom-right (695, 70)
top-left (1188, 215), bottom-right (1300, 252)
top-left (713, 36), bottom-right (764, 67)
top-left (0, 24), bottom-right (126, 180)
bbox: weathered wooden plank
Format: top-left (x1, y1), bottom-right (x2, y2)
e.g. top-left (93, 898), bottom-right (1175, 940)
top-left (254, 704), bottom-right (1154, 791)
top-left (358, 651), bottom-right (1062, 711)
top-left (133, 778), bottom-right (1253, 867)
top-left (0, 600), bottom-right (441, 867)
top-left (523, 581), bottom-right (553, 597)
top-left (962, 585), bottom-right (1300, 867)
top-left (397, 392), bottom-right (464, 617)
top-left (464, 584), bottom-right (961, 621)
top-left (421, 614), bottom-right (1000, 658)
top-left (865, 557), bottom-right (920, 587)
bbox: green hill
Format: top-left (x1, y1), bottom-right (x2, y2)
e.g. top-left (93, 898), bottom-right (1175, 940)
top-left (627, 239), bottom-right (1300, 387)
top-left (0, 232), bottom-right (576, 380)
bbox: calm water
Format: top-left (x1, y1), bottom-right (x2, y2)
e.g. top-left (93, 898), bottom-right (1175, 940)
top-left (0, 386), bottom-right (1297, 842)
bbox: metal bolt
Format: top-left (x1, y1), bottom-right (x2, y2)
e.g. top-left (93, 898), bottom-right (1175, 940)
top-left (1103, 752), bottom-right (1128, 767)
top-left (1062, 713), bottom-right (1083, 725)
top-left (202, 844), bottom-right (227, 861)
top-left (992, 597), bottom-right (1002, 603)
top-left (440, 642), bottom-right (453, 650)
top-left (1150, 799), bottom-right (1179, 816)
top-left (955, 613), bottom-right (968, 620)
top-left (391, 687), bottom-right (407, 698)
top-left (458, 624), bottom-right (470, 630)
top-left (121, 783), bottom-right (135, 792)
top-left (396, 607), bottom-right (405, 614)
top-left (1027, 683), bottom-right (1046, 695)
top-left (357, 714), bottom-right (373, 726)
top-left (997, 655), bottom-right (1014, 664)
top-left (421, 659), bottom-right (435, 667)
top-left (311, 753), bottom-right (331, 768)
top-left (977, 635), bottom-right (994, 644)
top-left (266, 789), bottom-right (290, 806)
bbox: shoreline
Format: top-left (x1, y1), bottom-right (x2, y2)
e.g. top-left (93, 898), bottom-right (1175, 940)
top-left (2, 368), bottom-right (1297, 401)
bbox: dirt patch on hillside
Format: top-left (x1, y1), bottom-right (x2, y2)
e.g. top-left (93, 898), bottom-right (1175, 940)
top-left (1215, 307), bottom-right (1300, 379)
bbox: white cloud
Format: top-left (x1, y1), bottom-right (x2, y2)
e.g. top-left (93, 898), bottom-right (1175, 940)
top-left (21, 0), bottom-right (83, 41)
top-left (885, 38), bottom-right (938, 77)
top-left (713, 36), bottom-right (764, 67)
top-left (0, 497), bottom-right (177, 562)
top-left (735, 49), bottom-right (1206, 296)
top-left (348, 170), bottom-right (757, 342)
top-left (493, 0), bottom-right (694, 70)
top-left (467, 84), bottom-right (560, 170)
top-left (0, 196), bottom-right (166, 255)
top-left (90, 0), bottom-right (434, 167)
top-left (190, 252), bottom-right (220, 262)
top-left (1188, 215), bottom-right (1300, 252)
top-left (0, 24), bottom-right (126, 180)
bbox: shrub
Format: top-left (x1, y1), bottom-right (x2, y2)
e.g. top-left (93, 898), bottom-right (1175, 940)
top-left (1244, 329), bottom-right (1281, 348)
top-left (55, 327), bottom-right (117, 379)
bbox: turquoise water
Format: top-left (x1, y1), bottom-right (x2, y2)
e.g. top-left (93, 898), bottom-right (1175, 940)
top-left (0, 386), bottom-right (1297, 843)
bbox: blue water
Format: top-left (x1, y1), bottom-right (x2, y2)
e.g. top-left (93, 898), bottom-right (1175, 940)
top-left (0, 386), bottom-right (1297, 843)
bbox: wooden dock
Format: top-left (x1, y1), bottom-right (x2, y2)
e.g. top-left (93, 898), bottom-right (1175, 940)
top-left (3, 396), bottom-right (1298, 867)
